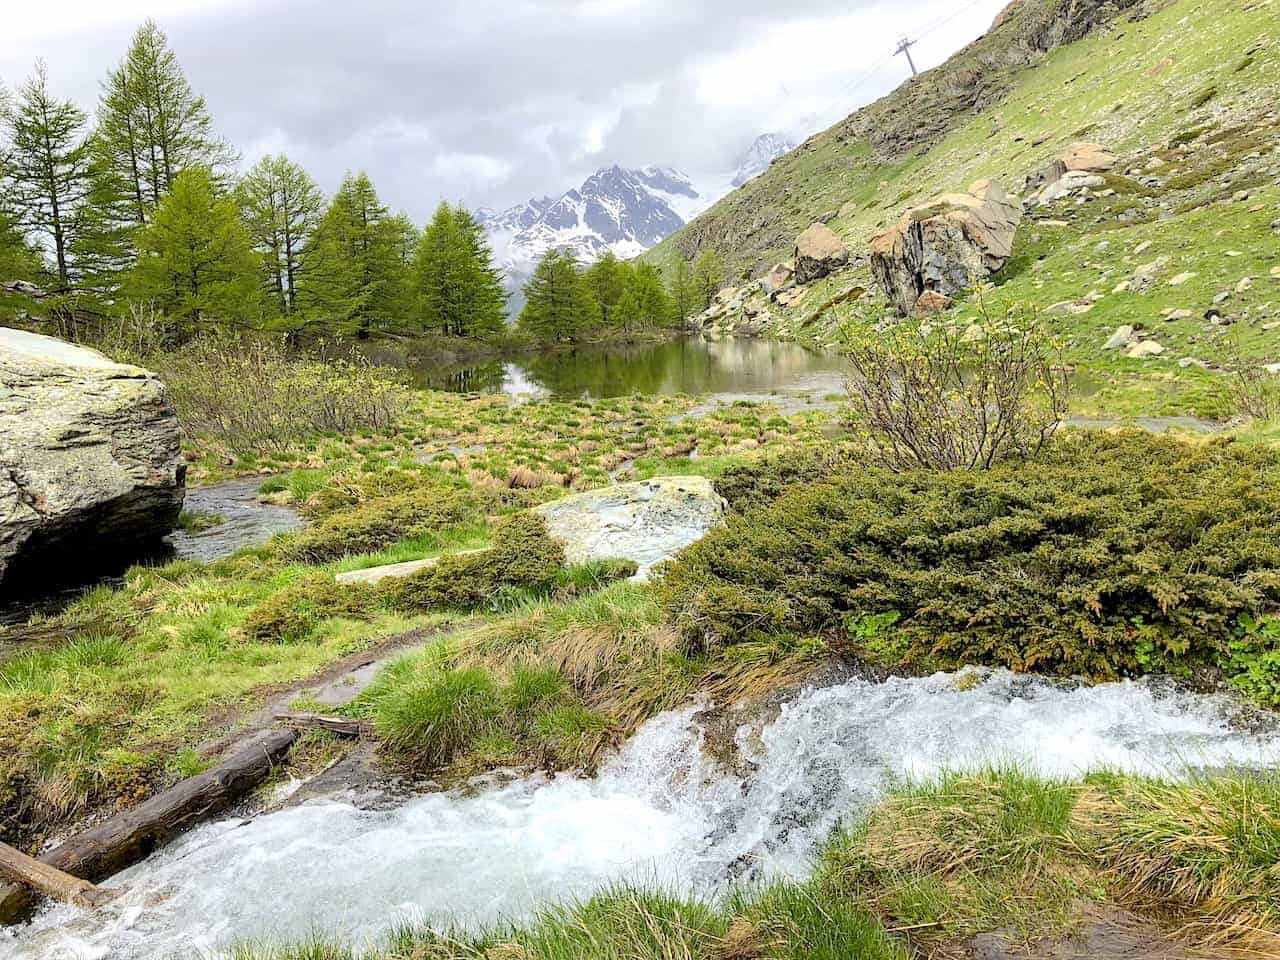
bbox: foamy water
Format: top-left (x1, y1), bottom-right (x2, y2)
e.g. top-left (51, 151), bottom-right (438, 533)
top-left (9, 669), bottom-right (1279, 959)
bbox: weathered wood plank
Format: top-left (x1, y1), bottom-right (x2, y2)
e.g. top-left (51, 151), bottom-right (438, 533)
top-left (273, 712), bottom-right (367, 737)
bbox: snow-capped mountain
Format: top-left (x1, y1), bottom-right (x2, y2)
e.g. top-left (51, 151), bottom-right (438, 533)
top-left (731, 133), bottom-right (796, 188)
top-left (478, 165), bottom-right (704, 290)
top-left (480, 137), bottom-right (798, 313)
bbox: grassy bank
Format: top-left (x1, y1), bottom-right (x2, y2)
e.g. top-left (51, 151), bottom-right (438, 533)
top-left (229, 767), bottom-right (1280, 959)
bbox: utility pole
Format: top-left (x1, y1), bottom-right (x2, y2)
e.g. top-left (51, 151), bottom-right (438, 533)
top-left (895, 36), bottom-right (919, 76)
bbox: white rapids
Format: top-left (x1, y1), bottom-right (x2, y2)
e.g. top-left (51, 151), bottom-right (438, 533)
top-left (8, 669), bottom-right (1280, 959)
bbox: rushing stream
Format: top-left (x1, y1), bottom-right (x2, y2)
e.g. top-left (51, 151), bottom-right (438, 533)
top-left (9, 668), bottom-right (1279, 960)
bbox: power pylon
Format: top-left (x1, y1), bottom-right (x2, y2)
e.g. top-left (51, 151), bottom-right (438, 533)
top-left (895, 36), bottom-right (919, 76)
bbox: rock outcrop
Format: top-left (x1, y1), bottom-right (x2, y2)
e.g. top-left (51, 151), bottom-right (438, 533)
top-left (870, 179), bottom-right (1021, 316)
top-left (1026, 142), bottom-right (1115, 205)
top-left (534, 476), bottom-right (726, 579)
top-left (0, 328), bottom-right (185, 592)
top-left (793, 223), bottom-right (849, 284)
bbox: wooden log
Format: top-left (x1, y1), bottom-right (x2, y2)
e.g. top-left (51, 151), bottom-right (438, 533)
top-left (273, 712), bottom-right (367, 737)
top-left (0, 728), bottom-right (297, 924)
top-left (0, 841), bottom-right (112, 909)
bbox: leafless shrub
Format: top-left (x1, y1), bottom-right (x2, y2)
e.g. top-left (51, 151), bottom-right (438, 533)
top-left (842, 299), bottom-right (1070, 471)
top-left (156, 336), bottom-right (410, 454)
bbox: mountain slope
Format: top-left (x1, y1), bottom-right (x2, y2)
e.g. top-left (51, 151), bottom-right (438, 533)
top-left (649, 0), bottom-right (1280, 420)
top-left (646, 0), bottom-right (1176, 280)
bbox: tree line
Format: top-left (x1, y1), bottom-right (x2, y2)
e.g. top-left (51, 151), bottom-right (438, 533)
top-left (0, 20), bottom-right (725, 344)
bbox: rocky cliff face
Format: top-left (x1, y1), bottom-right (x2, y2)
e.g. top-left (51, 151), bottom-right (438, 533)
top-left (0, 328), bottom-right (185, 594)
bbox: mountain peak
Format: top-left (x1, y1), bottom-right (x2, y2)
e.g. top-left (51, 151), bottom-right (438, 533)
top-left (732, 133), bottom-right (796, 187)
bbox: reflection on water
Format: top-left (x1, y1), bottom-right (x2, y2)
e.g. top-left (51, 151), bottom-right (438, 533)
top-left (407, 338), bottom-right (851, 400)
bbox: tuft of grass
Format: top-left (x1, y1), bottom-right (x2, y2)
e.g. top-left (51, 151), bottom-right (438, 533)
top-left (371, 666), bottom-right (501, 767)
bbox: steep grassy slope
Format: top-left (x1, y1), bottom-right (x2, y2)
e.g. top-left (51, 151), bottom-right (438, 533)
top-left (647, 0), bottom-right (1280, 417)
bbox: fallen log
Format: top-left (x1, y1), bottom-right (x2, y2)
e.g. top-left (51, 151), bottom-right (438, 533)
top-left (0, 841), bottom-right (113, 910)
top-left (0, 728), bottom-right (298, 924)
top-left (274, 712), bottom-right (368, 737)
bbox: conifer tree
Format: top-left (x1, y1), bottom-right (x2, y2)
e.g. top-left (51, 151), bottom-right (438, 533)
top-left (518, 248), bottom-right (596, 342)
top-left (78, 19), bottom-right (233, 297)
top-left (584, 251), bottom-right (627, 327)
top-left (295, 171), bottom-right (409, 335)
top-left (693, 248), bottom-right (724, 311)
top-left (127, 166), bottom-right (259, 332)
top-left (413, 202), bottom-right (506, 338)
top-left (627, 262), bottom-right (675, 331)
top-left (2, 62), bottom-right (91, 290)
top-left (237, 154), bottom-right (323, 320)
top-left (669, 256), bottom-right (694, 321)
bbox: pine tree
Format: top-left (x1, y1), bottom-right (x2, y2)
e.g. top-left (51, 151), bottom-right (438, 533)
top-left (126, 166), bottom-right (259, 332)
top-left (413, 202), bottom-right (506, 338)
top-left (693, 249), bottom-right (724, 311)
top-left (518, 249), bottom-right (596, 342)
top-left (295, 172), bottom-right (409, 335)
top-left (2, 62), bottom-right (91, 290)
top-left (237, 154), bottom-right (323, 321)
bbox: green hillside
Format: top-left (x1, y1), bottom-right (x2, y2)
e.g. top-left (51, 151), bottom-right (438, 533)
top-left (647, 0), bottom-right (1280, 418)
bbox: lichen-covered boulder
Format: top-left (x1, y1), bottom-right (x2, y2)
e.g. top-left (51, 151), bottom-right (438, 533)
top-left (534, 476), bottom-right (726, 579)
top-left (793, 223), bottom-right (849, 285)
top-left (0, 328), bottom-right (185, 591)
top-left (870, 179), bottom-right (1021, 316)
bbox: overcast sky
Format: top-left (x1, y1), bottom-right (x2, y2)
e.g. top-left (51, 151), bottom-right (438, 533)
top-left (1, 0), bottom-right (1008, 224)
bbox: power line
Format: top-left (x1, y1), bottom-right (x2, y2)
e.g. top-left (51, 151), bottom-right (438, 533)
top-left (792, 0), bottom-right (997, 136)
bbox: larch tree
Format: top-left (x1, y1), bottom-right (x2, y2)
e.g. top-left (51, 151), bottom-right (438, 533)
top-left (669, 256), bottom-right (694, 322)
top-left (237, 154), bottom-right (323, 320)
top-left (1, 62), bottom-right (91, 290)
top-left (518, 248), bottom-right (597, 342)
top-left (79, 19), bottom-right (233, 295)
top-left (692, 248), bottom-right (724, 311)
top-left (127, 166), bottom-right (260, 332)
top-left (584, 251), bottom-right (627, 328)
top-left (413, 202), bottom-right (506, 338)
top-left (295, 172), bottom-right (409, 335)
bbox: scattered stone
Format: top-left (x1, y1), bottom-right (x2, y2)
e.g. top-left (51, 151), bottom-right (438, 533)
top-left (1047, 299), bottom-right (1093, 316)
top-left (1225, 250), bottom-right (1244, 257)
top-left (793, 222), bottom-right (850, 284)
top-left (1178, 357), bottom-right (1209, 369)
top-left (1094, 240), bottom-right (1110, 253)
top-left (1103, 325), bottom-right (1135, 350)
top-left (760, 262), bottom-right (794, 295)
top-left (1112, 280), bottom-right (1132, 294)
top-left (1130, 256), bottom-right (1170, 293)
top-left (1168, 272), bottom-right (1197, 286)
top-left (1036, 170), bottom-right (1106, 205)
top-left (1237, 276), bottom-right (1255, 293)
top-left (534, 476), bottom-right (727, 580)
top-left (870, 179), bottom-right (1021, 316)
top-left (1234, 190), bottom-right (1251, 202)
top-left (1266, 363), bottom-right (1280, 375)
top-left (1163, 309), bottom-right (1194, 321)
top-left (1125, 340), bottom-right (1165, 359)
top-left (1038, 219), bottom-right (1070, 227)
top-left (0, 328), bottom-right (185, 590)
top-left (816, 209), bottom-right (839, 224)
top-left (1272, 266), bottom-right (1280, 279)
top-left (913, 290), bottom-right (954, 314)
top-left (1062, 141), bottom-right (1116, 173)
top-left (336, 550), bottom-right (486, 587)
top-left (1213, 291), bottom-right (1231, 304)
top-left (961, 323), bottom-right (986, 343)
top-left (1134, 240), bottom-right (1153, 255)
top-left (1144, 157), bottom-right (1167, 171)
top-left (1263, 321), bottom-right (1280, 331)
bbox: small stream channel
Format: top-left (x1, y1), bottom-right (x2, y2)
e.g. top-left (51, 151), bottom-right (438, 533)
top-left (8, 669), bottom-right (1278, 960)
top-left (0, 478), bottom-right (302, 632)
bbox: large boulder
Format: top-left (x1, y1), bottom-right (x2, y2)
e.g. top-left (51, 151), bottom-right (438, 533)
top-left (534, 476), bottom-right (726, 579)
top-left (870, 179), bottom-right (1021, 316)
top-left (793, 223), bottom-right (849, 284)
top-left (0, 328), bottom-right (185, 592)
